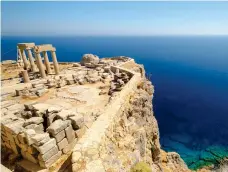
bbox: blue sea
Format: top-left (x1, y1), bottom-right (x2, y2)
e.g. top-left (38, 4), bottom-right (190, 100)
top-left (2, 36), bottom-right (228, 169)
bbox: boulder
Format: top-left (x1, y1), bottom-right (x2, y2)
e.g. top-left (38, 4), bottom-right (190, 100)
top-left (80, 54), bottom-right (99, 66)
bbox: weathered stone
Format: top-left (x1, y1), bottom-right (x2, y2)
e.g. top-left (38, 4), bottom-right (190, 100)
top-left (31, 133), bottom-right (50, 146)
top-left (6, 104), bottom-right (24, 112)
top-left (4, 120), bottom-right (25, 134)
top-left (25, 124), bottom-right (44, 134)
top-left (47, 119), bottom-right (70, 135)
top-left (53, 130), bottom-right (65, 142)
top-left (80, 54), bottom-right (99, 66)
top-left (35, 138), bottom-right (56, 154)
top-left (57, 138), bottom-right (68, 150)
top-left (36, 88), bottom-right (48, 97)
top-left (47, 113), bottom-right (57, 127)
top-left (68, 115), bottom-right (84, 130)
top-left (39, 151), bottom-right (62, 168)
top-left (47, 106), bottom-right (62, 114)
top-left (24, 129), bottom-right (36, 145)
top-left (56, 110), bottom-right (75, 120)
top-left (38, 145), bottom-right (58, 162)
top-left (62, 138), bottom-right (77, 154)
top-left (65, 125), bottom-right (75, 143)
top-left (23, 117), bottom-right (44, 127)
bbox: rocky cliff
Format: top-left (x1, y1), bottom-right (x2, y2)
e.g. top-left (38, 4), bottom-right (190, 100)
top-left (71, 60), bottom-right (191, 172)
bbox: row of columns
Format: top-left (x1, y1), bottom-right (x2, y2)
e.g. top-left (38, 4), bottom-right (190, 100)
top-left (34, 49), bottom-right (59, 79)
top-left (18, 43), bottom-right (60, 82)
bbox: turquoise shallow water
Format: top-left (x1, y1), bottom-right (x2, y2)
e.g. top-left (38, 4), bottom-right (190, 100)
top-left (2, 36), bottom-right (228, 169)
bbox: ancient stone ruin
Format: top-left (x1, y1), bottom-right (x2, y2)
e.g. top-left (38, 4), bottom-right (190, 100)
top-left (1, 43), bottom-right (191, 172)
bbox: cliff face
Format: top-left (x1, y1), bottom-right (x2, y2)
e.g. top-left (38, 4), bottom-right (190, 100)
top-left (87, 62), bottom-right (191, 172)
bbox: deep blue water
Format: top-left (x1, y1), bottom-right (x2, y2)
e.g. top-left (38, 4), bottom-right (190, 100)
top-left (2, 36), bottom-right (228, 169)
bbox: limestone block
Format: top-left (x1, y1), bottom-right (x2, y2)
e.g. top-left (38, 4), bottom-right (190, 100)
top-left (35, 138), bottom-right (56, 154)
top-left (56, 110), bottom-right (75, 120)
top-left (38, 145), bottom-right (58, 162)
top-left (62, 138), bottom-right (77, 154)
top-left (47, 119), bottom-right (70, 135)
top-left (57, 138), bottom-right (68, 150)
top-left (36, 89), bottom-right (48, 97)
top-left (47, 106), bottom-right (62, 114)
top-left (24, 129), bottom-right (36, 145)
top-left (7, 104), bottom-right (24, 112)
top-left (25, 124), bottom-right (44, 134)
top-left (47, 113), bottom-right (57, 127)
top-left (24, 117), bottom-right (44, 127)
top-left (32, 83), bottom-right (44, 89)
top-left (68, 115), bottom-right (84, 130)
top-left (53, 130), bottom-right (65, 142)
top-left (32, 103), bottom-right (51, 114)
top-left (39, 151), bottom-right (62, 168)
top-left (65, 125), bottom-right (75, 143)
top-left (31, 133), bottom-right (50, 146)
top-left (21, 150), bottom-right (38, 164)
top-left (4, 120), bottom-right (25, 135)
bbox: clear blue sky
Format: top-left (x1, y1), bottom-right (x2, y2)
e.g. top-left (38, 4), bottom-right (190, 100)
top-left (2, 1), bottom-right (228, 36)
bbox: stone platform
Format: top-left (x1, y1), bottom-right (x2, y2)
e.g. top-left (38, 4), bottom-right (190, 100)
top-left (1, 52), bottom-right (140, 171)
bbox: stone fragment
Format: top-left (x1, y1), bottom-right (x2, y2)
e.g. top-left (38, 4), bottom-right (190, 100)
top-left (68, 115), bottom-right (84, 130)
top-left (38, 145), bottom-right (58, 162)
top-left (47, 119), bottom-right (70, 135)
top-left (57, 138), bottom-right (68, 150)
top-left (23, 117), bottom-right (44, 127)
top-left (63, 139), bottom-right (77, 154)
top-left (47, 106), bottom-right (62, 114)
top-left (47, 113), bottom-right (57, 127)
top-left (35, 138), bottom-right (56, 154)
top-left (36, 88), bottom-right (48, 97)
top-left (65, 125), bottom-right (75, 143)
top-left (39, 151), bottom-right (62, 168)
top-left (53, 130), bottom-right (65, 142)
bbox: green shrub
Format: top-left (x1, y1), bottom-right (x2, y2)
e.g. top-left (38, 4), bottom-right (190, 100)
top-left (130, 162), bottom-right (152, 172)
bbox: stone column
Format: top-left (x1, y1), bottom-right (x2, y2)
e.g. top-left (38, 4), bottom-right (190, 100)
top-left (20, 49), bottom-right (29, 70)
top-left (27, 49), bottom-right (36, 72)
top-left (35, 53), bottom-right (46, 78)
top-left (51, 51), bottom-right (59, 75)
top-left (43, 51), bottom-right (51, 74)
top-left (21, 70), bottom-right (30, 83)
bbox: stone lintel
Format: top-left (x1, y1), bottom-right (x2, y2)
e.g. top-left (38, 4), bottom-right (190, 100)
top-left (18, 43), bottom-right (35, 50)
top-left (34, 45), bottom-right (56, 53)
